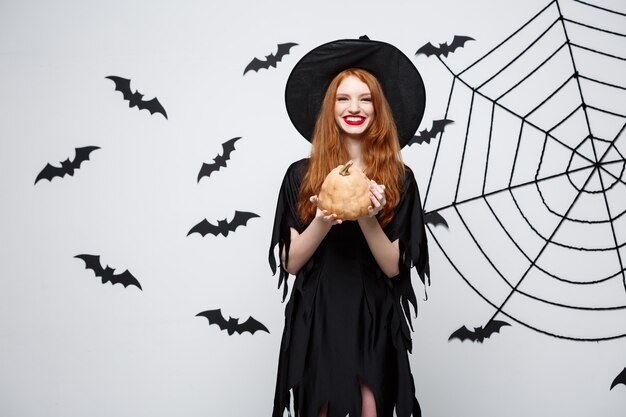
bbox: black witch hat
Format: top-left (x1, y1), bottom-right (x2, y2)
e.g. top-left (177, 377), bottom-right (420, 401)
top-left (285, 37), bottom-right (426, 147)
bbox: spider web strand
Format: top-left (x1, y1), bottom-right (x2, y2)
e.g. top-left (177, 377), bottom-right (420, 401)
top-left (454, 91), bottom-right (477, 202)
top-left (497, 41), bottom-right (569, 101)
top-left (481, 101), bottom-right (496, 195)
top-left (563, 18), bottom-right (626, 38)
top-left (485, 162), bottom-right (601, 326)
top-left (477, 17), bottom-right (562, 90)
top-left (427, 163), bottom-right (599, 215)
top-left (579, 75), bottom-right (626, 91)
top-left (557, 1), bottom-right (594, 146)
top-left (438, 58), bottom-right (596, 169)
top-left (524, 72), bottom-right (575, 118)
top-left (455, 200), bottom-right (626, 305)
top-left (424, 76), bottom-right (457, 208)
top-left (573, 0), bottom-right (626, 18)
top-left (586, 104), bottom-right (626, 119)
top-left (547, 103), bottom-right (583, 133)
top-left (458, 0), bottom-right (557, 76)
top-left (427, 227), bottom-right (626, 341)
top-left (594, 159), bottom-right (626, 293)
top-left (509, 121), bottom-right (526, 186)
top-left (571, 43), bottom-right (626, 61)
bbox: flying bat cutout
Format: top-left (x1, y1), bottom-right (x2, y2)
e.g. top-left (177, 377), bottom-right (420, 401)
top-left (610, 367), bottom-right (626, 391)
top-left (75, 254), bottom-right (142, 290)
top-left (35, 146), bottom-right (100, 184)
top-left (197, 137), bottom-right (242, 182)
top-left (187, 211), bottom-right (260, 237)
top-left (407, 119), bottom-right (454, 146)
top-left (243, 42), bottom-right (298, 75)
top-left (106, 76), bottom-right (168, 119)
top-left (416, 35), bottom-right (475, 58)
top-left (448, 320), bottom-right (510, 343)
top-left (425, 211), bottom-right (449, 229)
top-left (196, 309), bottom-right (269, 335)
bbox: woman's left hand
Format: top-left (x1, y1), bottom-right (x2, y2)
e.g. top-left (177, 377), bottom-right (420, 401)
top-left (367, 180), bottom-right (386, 217)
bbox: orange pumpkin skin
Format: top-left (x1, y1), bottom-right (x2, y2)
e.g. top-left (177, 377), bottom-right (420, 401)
top-left (317, 162), bottom-right (371, 220)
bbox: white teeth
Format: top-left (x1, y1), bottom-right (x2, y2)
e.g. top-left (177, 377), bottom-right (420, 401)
top-left (346, 116), bottom-right (364, 122)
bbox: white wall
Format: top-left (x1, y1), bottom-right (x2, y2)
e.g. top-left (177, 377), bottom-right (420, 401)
top-left (1, 0), bottom-right (625, 416)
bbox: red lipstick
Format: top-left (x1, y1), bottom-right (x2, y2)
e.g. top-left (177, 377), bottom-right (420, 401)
top-left (343, 116), bottom-right (365, 126)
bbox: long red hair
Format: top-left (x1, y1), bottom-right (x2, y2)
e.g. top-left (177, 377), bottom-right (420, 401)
top-left (297, 68), bottom-right (405, 227)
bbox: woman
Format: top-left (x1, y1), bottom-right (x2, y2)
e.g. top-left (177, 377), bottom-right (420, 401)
top-left (269, 38), bottom-right (430, 417)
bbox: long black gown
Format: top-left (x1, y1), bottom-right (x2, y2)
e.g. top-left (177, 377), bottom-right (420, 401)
top-left (269, 158), bottom-right (430, 417)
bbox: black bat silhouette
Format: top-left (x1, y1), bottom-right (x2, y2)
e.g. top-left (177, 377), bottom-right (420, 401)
top-left (407, 119), bottom-right (454, 146)
top-left (243, 42), bottom-right (298, 75)
top-left (197, 137), bottom-right (242, 182)
top-left (196, 309), bottom-right (269, 335)
top-left (75, 254), bottom-right (142, 290)
top-left (448, 320), bottom-right (510, 343)
top-left (416, 35), bottom-right (475, 58)
top-left (610, 367), bottom-right (626, 391)
top-left (425, 211), bottom-right (449, 228)
top-left (35, 146), bottom-right (100, 184)
top-left (106, 76), bottom-right (168, 119)
top-left (187, 211), bottom-right (259, 237)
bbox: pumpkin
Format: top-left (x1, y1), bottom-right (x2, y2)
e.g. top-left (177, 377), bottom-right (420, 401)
top-left (317, 161), bottom-right (371, 220)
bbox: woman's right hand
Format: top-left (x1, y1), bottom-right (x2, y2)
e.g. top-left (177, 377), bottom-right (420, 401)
top-left (310, 195), bottom-right (342, 225)
top-left (282, 196), bottom-right (340, 274)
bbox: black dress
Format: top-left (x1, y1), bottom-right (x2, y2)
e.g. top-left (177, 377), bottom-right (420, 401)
top-left (269, 158), bottom-right (430, 417)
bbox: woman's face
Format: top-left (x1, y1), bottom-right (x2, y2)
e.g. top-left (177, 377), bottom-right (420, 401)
top-left (334, 75), bottom-right (374, 139)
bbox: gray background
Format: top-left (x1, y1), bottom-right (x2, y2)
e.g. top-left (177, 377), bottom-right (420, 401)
top-left (1, 0), bottom-right (625, 416)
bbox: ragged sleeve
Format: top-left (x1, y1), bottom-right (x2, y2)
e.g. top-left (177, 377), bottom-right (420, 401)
top-left (383, 165), bottom-right (431, 340)
top-left (268, 158), bottom-right (308, 301)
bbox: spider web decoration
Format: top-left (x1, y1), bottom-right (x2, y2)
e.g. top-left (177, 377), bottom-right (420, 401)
top-left (419, 0), bottom-right (626, 342)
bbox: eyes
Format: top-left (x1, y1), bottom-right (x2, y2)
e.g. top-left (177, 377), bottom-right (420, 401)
top-left (336, 96), bottom-right (372, 103)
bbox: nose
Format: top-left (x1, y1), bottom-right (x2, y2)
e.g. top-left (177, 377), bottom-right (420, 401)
top-left (348, 99), bottom-right (361, 113)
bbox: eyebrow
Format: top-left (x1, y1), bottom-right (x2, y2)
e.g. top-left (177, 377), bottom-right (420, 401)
top-left (336, 92), bottom-right (372, 97)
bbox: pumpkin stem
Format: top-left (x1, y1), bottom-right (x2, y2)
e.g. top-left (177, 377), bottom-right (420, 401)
top-left (339, 161), bottom-right (353, 176)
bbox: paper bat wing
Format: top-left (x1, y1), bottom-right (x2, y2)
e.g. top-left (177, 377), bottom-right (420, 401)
top-left (448, 325), bottom-right (474, 342)
top-left (450, 35), bottom-right (475, 52)
top-left (408, 119), bottom-right (454, 146)
top-left (449, 320), bottom-right (510, 343)
top-left (275, 42), bottom-right (298, 61)
top-left (197, 162), bottom-right (220, 181)
top-left (226, 211), bottom-right (260, 233)
top-left (431, 119), bottom-right (454, 136)
top-left (484, 319), bottom-right (510, 336)
top-left (187, 219), bottom-right (222, 237)
top-left (197, 137), bottom-right (241, 182)
top-left (110, 269), bottom-right (142, 290)
top-left (106, 76), bottom-right (134, 101)
top-left (244, 57), bottom-right (268, 74)
top-left (221, 136), bottom-right (241, 159)
top-left (415, 42), bottom-right (439, 57)
top-left (237, 316), bottom-right (269, 335)
top-left (75, 254), bottom-right (105, 276)
top-left (610, 367), bottom-right (626, 390)
top-left (196, 309), bottom-right (229, 330)
top-left (71, 146), bottom-right (100, 169)
top-left (35, 146), bottom-right (100, 184)
top-left (35, 163), bottom-right (66, 184)
top-left (139, 97), bottom-right (167, 119)
top-left (424, 211), bottom-right (449, 228)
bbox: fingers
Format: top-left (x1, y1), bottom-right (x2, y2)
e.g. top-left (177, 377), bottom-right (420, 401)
top-left (367, 181), bottom-right (386, 217)
top-left (311, 196), bottom-right (342, 225)
top-left (318, 208), bottom-right (342, 225)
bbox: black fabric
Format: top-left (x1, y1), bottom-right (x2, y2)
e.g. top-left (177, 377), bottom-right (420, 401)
top-left (269, 158), bottom-right (429, 417)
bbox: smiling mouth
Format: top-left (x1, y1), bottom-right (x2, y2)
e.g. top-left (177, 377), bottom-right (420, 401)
top-left (343, 116), bottom-right (366, 126)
